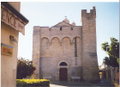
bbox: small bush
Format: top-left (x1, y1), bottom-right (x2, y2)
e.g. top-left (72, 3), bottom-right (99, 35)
top-left (17, 58), bottom-right (36, 79)
top-left (16, 79), bottom-right (50, 87)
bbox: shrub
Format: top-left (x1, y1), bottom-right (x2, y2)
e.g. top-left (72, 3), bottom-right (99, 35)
top-left (17, 58), bottom-right (36, 79)
top-left (16, 79), bottom-right (50, 87)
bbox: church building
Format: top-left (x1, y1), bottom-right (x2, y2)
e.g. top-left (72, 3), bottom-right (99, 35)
top-left (32, 7), bottom-right (99, 82)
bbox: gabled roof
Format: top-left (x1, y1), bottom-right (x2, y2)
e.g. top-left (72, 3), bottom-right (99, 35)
top-left (53, 21), bottom-right (74, 27)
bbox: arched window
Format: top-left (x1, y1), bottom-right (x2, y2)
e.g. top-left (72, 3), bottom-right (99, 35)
top-left (60, 26), bottom-right (62, 31)
top-left (71, 27), bottom-right (73, 30)
top-left (74, 37), bottom-right (77, 57)
top-left (59, 62), bottom-right (67, 66)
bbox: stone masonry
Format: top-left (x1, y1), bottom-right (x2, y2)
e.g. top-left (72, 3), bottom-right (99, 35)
top-left (32, 7), bottom-right (99, 82)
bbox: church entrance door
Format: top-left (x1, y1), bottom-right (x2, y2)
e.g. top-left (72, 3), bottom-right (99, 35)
top-left (59, 68), bottom-right (67, 81)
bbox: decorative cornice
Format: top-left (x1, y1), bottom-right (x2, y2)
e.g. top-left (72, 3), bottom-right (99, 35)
top-left (2, 2), bottom-right (29, 23)
top-left (1, 2), bottom-right (29, 35)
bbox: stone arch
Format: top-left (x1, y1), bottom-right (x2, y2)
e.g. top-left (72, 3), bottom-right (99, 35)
top-left (51, 37), bottom-right (61, 46)
top-left (62, 37), bottom-right (72, 55)
top-left (59, 62), bottom-right (67, 66)
top-left (58, 61), bottom-right (69, 67)
top-left (41, 37), bottom-right (49, 43)
top-left (62, 37), bottom-right (71, 44)
top-left (41, 37), bottom-right (49, 48)
top-left (72, 36), bottom-right (81, 43)
top-left (49, 37), bottom-right (62, 57)
top-left (41, 37), bottom-right (49, 57)
top-left (72, 36), bottom-right (81, 58)
top-left (75, 37), bottom-right (81, 45)
top-left (62, 37), bottom-right (71, 46)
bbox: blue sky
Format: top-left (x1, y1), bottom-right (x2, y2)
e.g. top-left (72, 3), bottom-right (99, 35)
top-left (18, 2), bottom-right (119, 66)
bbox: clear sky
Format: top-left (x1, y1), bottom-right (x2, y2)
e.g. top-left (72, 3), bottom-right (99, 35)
top-left (18, 2), bottom-right (119, 66)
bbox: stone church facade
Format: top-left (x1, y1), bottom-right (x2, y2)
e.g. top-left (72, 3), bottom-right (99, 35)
top-left (33, 7), bottom-right (99, 81)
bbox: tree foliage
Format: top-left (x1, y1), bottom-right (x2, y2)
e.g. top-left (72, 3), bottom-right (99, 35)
top-left (17, 58), bottom-right (36, 79)
top-left (102, 37), bottom-right (119, 67)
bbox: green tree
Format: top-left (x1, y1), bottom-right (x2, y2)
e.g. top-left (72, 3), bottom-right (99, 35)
top-left (102, 37), bottom-right (119, 67)
top-left (17, 58), bottom-right (36, 79)
top-left (103, 57), bottom-right (110, 66)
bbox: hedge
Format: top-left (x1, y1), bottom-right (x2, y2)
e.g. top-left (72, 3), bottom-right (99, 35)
top-left (16, 79), bottom-right (50, 87)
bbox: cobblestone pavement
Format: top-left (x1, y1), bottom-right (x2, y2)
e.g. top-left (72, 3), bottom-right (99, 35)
top-left (50, 80), bottom-right (114, 87)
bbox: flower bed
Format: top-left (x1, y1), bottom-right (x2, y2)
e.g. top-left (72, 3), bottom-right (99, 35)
top-left (16, 79), bottom-right (50, 87)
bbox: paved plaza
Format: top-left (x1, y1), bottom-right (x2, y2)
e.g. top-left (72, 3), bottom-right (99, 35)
top-left (50, 80), bottom-right (114, 87)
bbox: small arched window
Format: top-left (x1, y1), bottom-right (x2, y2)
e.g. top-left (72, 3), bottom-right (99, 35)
top-left (59, 62), bottom-right (67, 66)
top-left (60, 26), bottom-right (62, 31)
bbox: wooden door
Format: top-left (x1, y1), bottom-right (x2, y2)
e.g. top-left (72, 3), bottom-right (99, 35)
top-left (59, 68), bottom-right (67, 81)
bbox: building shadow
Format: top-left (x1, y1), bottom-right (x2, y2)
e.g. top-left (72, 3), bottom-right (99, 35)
top-left (50, 80), bottom-right (115, 87)
top-left (50, 81), bottom-right (96, 86)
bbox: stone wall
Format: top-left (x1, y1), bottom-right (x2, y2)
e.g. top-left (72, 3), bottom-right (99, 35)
top-left (40, 26), bottom-right (82, 40)
top-left (1, 23), bottom-right (18, 87)
top-left (33, 7), bottom-right (99, 82)
top-left (33, 25), bottom-right (82, 81)
top-left (1, 2), bottom-right (28, 87)
top-left (32, 26), bottom-right (41, 78)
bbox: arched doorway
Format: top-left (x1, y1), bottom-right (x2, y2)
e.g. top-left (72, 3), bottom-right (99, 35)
top-left (59, 62), bottom-right (68, 81)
